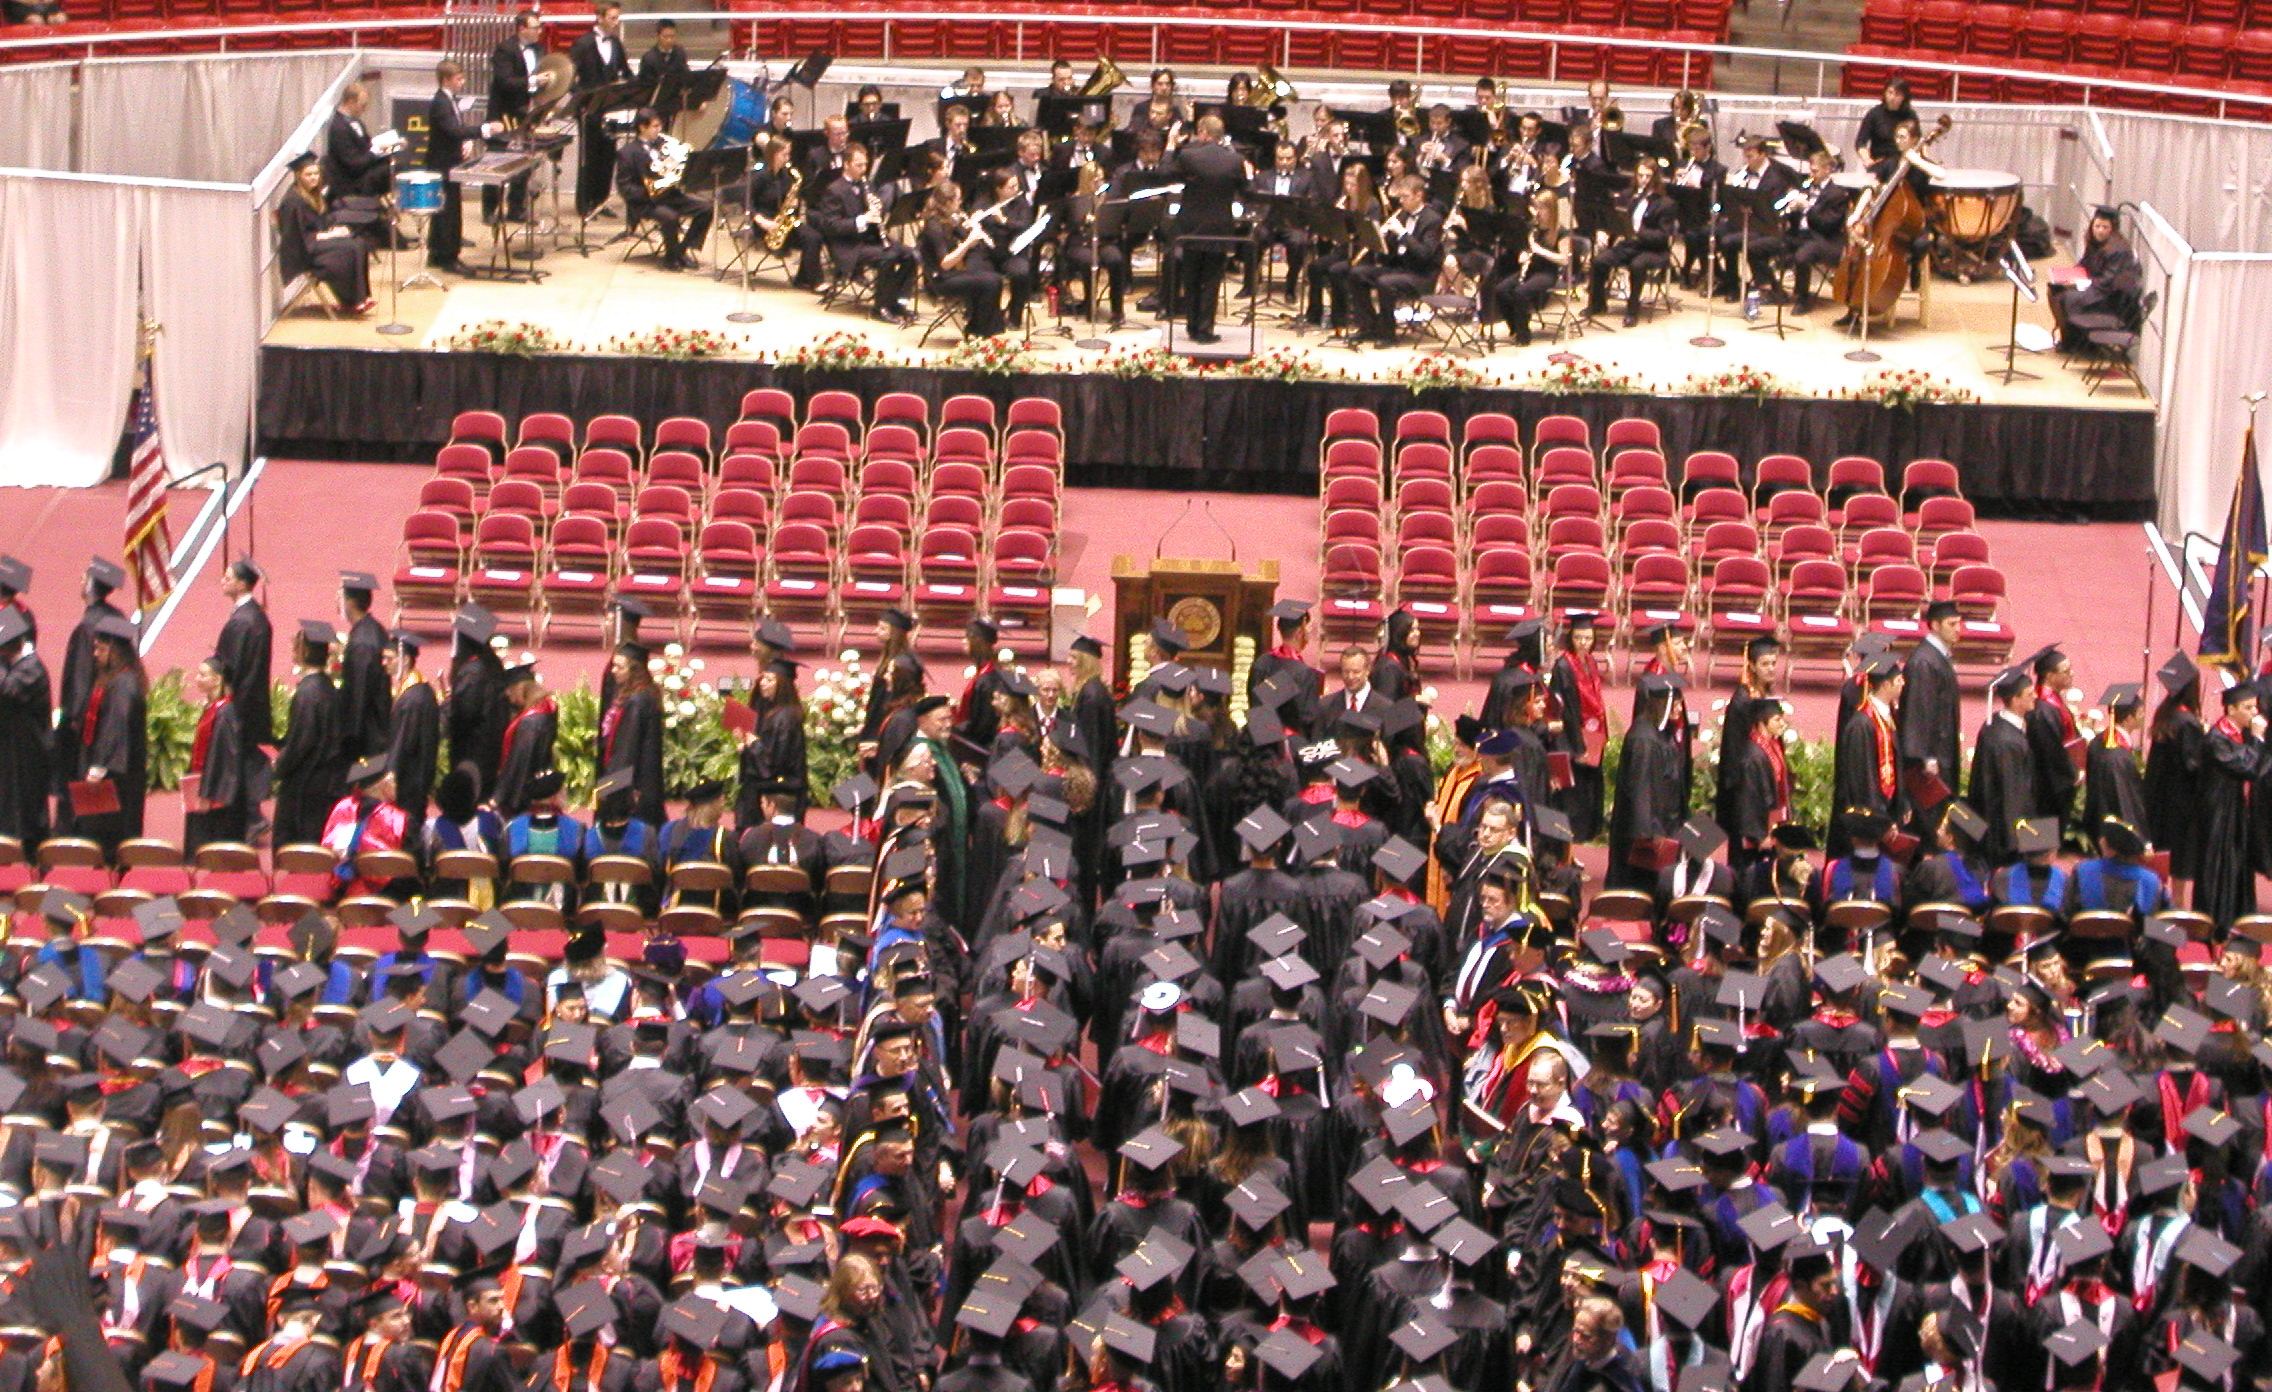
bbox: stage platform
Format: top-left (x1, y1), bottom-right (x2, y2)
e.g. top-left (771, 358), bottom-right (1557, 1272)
top-left (260, 233), bottom-right (2158, 517)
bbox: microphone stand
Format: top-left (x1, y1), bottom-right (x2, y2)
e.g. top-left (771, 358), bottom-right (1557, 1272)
top-left (1690, 190), bottom-right (1724, 349)
top-left (1074, 195), bottom-right (1131, 352)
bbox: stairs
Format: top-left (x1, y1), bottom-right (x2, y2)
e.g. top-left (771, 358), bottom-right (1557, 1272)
top-left (1715, 0), bottom-right (1866, 95)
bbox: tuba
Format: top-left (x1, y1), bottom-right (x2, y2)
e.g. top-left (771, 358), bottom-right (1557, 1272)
top-left (1248, 65), bottom-right (1297, 111)
top-left (764, 165), bottom-right (804, 250)
top-left (1078, 57), bottom-right (1127, 98)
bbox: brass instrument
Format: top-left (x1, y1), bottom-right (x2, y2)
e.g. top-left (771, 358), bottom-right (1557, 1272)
top-left (1394, 107), bottom-right (1422, 139)
top-left (763, 166), bottom-right (804, 251)
top-left (1078, 57), bottom-right (1127, 99)
top-left (1247, 64), bottom-right (1297, 113)
top-left (645, 135), bottom-right (690, 195)
top-left (1600, 104), bottom-right (1626, 133)
top-left (1418, 134), bottom-right (1452, 172)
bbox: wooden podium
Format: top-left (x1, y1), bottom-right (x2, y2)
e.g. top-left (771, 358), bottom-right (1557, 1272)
top-left (1111, 556), bottom-right (1280, 671)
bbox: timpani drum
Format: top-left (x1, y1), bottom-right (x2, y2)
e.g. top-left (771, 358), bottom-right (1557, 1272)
top-left (1929, 169), bottom-right (2022, 246)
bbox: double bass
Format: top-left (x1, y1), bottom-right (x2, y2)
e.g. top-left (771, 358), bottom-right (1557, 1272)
top-left (1831, 112), bottom-right (1952, 321)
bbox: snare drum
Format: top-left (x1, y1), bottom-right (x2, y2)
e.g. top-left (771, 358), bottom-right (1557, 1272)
top-left (1929, 169), bottom-right (2022, 246)
top-left (395, 170), bottom-right (444, 216)
top-left (710, 77), bottom-right (768, 150)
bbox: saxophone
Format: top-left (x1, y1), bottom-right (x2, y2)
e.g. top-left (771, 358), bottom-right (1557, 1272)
top-left (764, 165), bottom-right (804, 251)
top-left (646, 135), bottom-right (690, 195)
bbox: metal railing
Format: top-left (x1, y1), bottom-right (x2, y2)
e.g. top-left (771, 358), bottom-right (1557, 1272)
top-left (5, 6), bottom-right (2272, 120)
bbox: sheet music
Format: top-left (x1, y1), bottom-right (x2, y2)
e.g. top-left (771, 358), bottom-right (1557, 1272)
top-left (1009, 211), bottom-right (1052, 256)
top-left (1128, 183), bottom-right (1183, 202)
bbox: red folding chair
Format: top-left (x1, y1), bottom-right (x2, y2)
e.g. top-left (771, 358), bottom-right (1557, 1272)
top-left (654, 416), bottom-right (713, 465)
top-left (1318, 543), bottom-right (1388, 644)
top-left (1463, 443), bottom-right (1525, 493)
top-left (689, 520), bottom-right (764, 641)
top-left (1544, 551), bottom-right (1613, 621)
top-left (988, 530), bottom-right (1056, 637)
top-left (1602, 417), bottom-right (1659, 455)
top-left (764, 520), bottom-right (837, 633)
top-left (538, 514), bottom-right (614, 641)
top-left (913, 525), bottom-right (984, 629)
top-left (723, 420), bottom-right (785, 465)
top-left (1468, 546), bottom-right (1537, 638)
top-left (1783, 558), bottom-right (1855, 663)
top-left (466, 513), bottom-right (540, 632)
top-left (584, 413), bottom-right (643, 461)
top-left (1948, 564), bottom-right (2016, 665)
top-left (392, 511), bottom-right (463, 623)
top-left (1394, 544), bottom-right (1465, 664)
top-left (805, 390), bottom-right (865, 448)
top-left (737, 388), bottom-right (797, 440)
top-left (837, 523), bottom-right (910, 631)
top-left (939, 394), bottom-right (997, 440)
top-left (1771, 524), bottom-right (1839, 583)
top-left (418, 476), bottom-right (480, 530)
top-left (617, 517), bottom-right (689, 617)
top-left (1535, 447), bottom-right (1597, 492)
top-left (718, 451), bottom-right (777, 498)
top-left (1697, 556), bottom-right (1776, 680)
top-left (1534, 413), bottom-right (1591, 453)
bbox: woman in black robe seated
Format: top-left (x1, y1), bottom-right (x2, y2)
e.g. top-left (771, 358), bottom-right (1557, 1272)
top-left (278, 152), bottom-right (373, 314)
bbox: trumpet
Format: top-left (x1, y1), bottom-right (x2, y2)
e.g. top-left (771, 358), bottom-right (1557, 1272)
top-left (1418, 134), bottom-right (1453, 172)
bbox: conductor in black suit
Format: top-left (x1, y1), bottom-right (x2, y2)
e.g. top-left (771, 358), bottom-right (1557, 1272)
top-left (1165, 114), bottom-right (1247, 343)
top-left (487, 11), bottom-right (545, 221)
top-left (423, 60), bottom-right (485, 272)
top-left (570, 1), bottom-right (634, 218)
top-left (322, 84), bottom-right (393, 201)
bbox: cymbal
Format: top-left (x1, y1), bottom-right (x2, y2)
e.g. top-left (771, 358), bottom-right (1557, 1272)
top-left (529, 52), bottom-right (576, 117)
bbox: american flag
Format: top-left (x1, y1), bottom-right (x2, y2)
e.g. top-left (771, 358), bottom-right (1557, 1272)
top-left (124, 335), bottom-right (174, 613)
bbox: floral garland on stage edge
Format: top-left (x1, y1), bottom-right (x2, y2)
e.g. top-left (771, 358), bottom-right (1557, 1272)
top-left (1685, 367), bottom-right (1787, 400)
top-left (1851, 369), bottom-right (1979, 409)
top-left (445, 320), bottom-right (563, 357)
top-left (604, 328), bottom-right (743, 361)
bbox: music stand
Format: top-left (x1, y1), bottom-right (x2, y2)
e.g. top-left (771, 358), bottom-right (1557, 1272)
top-left (854, 117), bottom-right (914, 162)
top-left (1037, 92), bottom-right (1111, 140)
top-left (1989, 241), bottom-right (2042, 384)
top-left (780, 50), bottom-right (832, 89)
top-left (682, 144), bottom-right (753, 317)
top-left (1330, 108), bottom-right (1397, 155)
top-left (674, 65), bottom-right (730, 126)
top-left (1667, 182), bottom-right (1721, 346)
top-left (566, 78), bottom-right (646, 254)
top-left (1076, 190), bottom-right (1139, 350)
top-left (1724, 183), bottom-right (1793, 339)
top-left (1776, 121), bottom-right (1827, 161)
top-left (1451, 108), bottom-right (1493, 147)
top-left (1603, 129), bottom-right (1674, 171)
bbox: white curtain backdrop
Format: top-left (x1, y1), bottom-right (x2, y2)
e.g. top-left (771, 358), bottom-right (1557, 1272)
top-left (79, 53), bottom-right (357, 183)
top-left (2156, 255), bottom-right (2272, 541)
top-left (0, 175), bottom-right (145, 488)
top-left (2098, 112), bottom-right (2272, 254)
top-left (143, 185), bottom-right (262, 482)
top-left (0, 64), bottom-right (76, 170)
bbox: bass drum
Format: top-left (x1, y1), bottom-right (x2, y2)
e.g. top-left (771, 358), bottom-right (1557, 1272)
top-left (704, 76), bottom-right (767, 149)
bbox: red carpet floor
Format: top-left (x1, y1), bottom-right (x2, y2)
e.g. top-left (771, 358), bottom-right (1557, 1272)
top-left (0, 466), bottom-right (2174, 845)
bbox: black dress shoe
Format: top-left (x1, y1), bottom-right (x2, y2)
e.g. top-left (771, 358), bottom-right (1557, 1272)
top-left (1621, 311), bottom-right (1640, 328)
top-left (1188, 329), bottom-right (1220, 344)
top-left (1833, 310), bottom-right (1859, 330)
top-left (1136, 294), bottom-right (1161, 312)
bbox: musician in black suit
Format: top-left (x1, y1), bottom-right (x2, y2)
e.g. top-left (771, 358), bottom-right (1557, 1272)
top-left (1059, 160), bottom-right (1129, 324)
top-left (976, 167), bottom-right (1041, 333)
top-left (1050, 121), bottom-right (1107, 179)
top-left (1010, 130), bottom-right (1050, 206)
top-left (1165, 114), bottom-right (1247, 343)
top-left (637, 23), bottom-right (694, 123)
top-left (1413, 105), bottom-right (1472, 177)
top-left (1349, 172), bottom-right (1443, 347)
top-left (1244, 139), bottom-right (1313, 300)
top-left (1785, 148), bottom-right (1852, 314)
top-left (1713, 137), bottom-right (1797, 299)
top-left (1563, 123), bottom-right (1626, 244)
top-left (570, 2), bottom-right (633, 218)
top-left (488, 11), bottom-right (544, 128)
top-left (423, 60), bottom-right (484, 272)
top-left (914, 105), bottom-right (980, 199)
top-left (487, 11), bottom-right (544, 221)
top-left (1586, 157), bottom-right (1678, 327)
top-left (1666, 123), bottom-right (1723, 286)
top-left (917, 182), bottom-right (1006, 338)
top-left (792, 117), bottom-right (855, 288)
top-left (615, 109), bottom-right (712, 272)
top-left (810, 141), bottom-right (916, 323)
top-left (322, 84), bottom-right (393, 201)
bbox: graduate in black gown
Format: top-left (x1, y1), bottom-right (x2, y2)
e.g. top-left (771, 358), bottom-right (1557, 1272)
top-left (2084, 682), bottom-right (2151, 837)
top-left (2145, 652), bottom-right (2208, 897)
top-left (207, 559), bottom-right (272, 765)
top-left (76, 613), bottom-right (149, 851)
top-left (2196, 682), bottom-right (2270, 927)
top-left (1899, 602), bottom-right (1963, 828)
top-left (1545, 616), bottom-right (1608, 841)
top-left (184, 655), bottom-right (252, 850)
top-left (277, 153), bottom-right (374, 312)
top-left (383, 630), bottom-right (440, 832)
top-left (1608, 673), bottom-right (1687, 892)
top-left (1967, 663), bottom-right (2039, 867)
top-left (602, 641), bottom-right (667, 825)
top-left (272, 621), bottom-right (346, 847)
top-left (0, 607), bottom-right (51, 845)
top-left (745, 658), bottom-right (811, 817)
top-left (2025, 646), bottom-right (2082, 839)
top-left (445, 604), bottom-right (508, 796)
top-left (492, 660), bottom-right (556, 820)
top-left (1250, 601), bottom-right (1322, 739)
top-left (337, 570), bottom-right (392, 759)
top-left (860, 609), bottom-right (923, 749)
top-left (55, 557), bottom-right (128, 835)
top-left (1830, 653), bottom-right (1904, 857)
